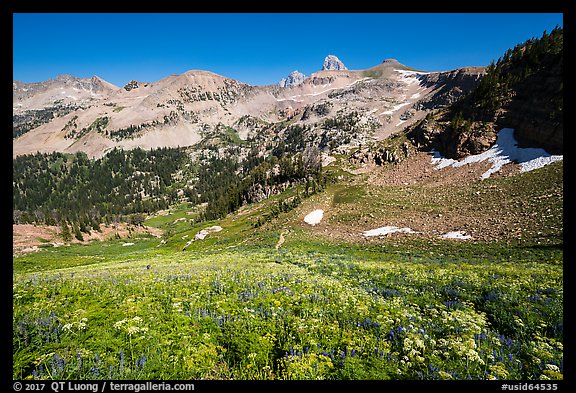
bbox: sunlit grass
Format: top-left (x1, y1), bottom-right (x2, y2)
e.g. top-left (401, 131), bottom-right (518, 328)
top-left (13, 241), bottom-right (562, 380)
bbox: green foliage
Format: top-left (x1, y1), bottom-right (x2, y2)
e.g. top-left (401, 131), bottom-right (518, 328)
top-left (12, 155), bottom-right (563, 380)
top-left (452, 26), bottom-right (563, 125)
top-left (13, 147), bottom-right (189, 229)
top-left (14, 132), bottom-right (325, 237)
top-left (332, 185), bottom-right (366, 205)
top-left (190, 149), bottom-right (324, 222)
top-left (64, 117), bottom-right (109, 139)
top-left (14, 105), bottom-right (81, 139)
top-left (59, 220), bottom-right (72, 242)
top-left (73, 222), bottom-right (84, 241)
top-left (252, 193), bottom-right (304, 229)
top-left (322, 111), bottom-right (361, 132)
top-left (13, 243), bottom-right (563, 380)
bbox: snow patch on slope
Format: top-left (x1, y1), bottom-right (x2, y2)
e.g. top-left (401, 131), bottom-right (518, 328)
top-left (431, 128), bottom-right (563, 179)
top-left (381, 102), bottom-right (410, 115)
top-left (304, 209), bottom-right (324, 226)
top-left (441, 231), bottom-right (472, 240)
top-left (395, 69), bottom-right (430, 86)
top-left (363, 226), bottom-right (417, 237)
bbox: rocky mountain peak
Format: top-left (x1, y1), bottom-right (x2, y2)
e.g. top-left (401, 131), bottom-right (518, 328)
top-left (322, 55), bottom-right (347, 71)
top-left (55, 74), bottom-right (76, 83)
top-left (278, 70), bottom-right (306, 88)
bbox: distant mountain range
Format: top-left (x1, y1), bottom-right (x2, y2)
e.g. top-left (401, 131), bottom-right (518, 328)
top-left (12, 24), bottom-right (564, 160)
top-left (13, 55), bottom-right (485, 158)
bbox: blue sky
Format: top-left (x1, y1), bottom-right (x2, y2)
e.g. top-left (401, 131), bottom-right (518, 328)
top-left (13, 13), bottom-right (563, 87)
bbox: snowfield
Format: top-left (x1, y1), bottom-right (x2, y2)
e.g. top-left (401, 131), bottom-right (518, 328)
top-left (362, 226), bottom-right (417, 237)
top-left (431, 128), bottom-right (563, 179)
top-left (304, 209), bottom-right (324, 226)
top-left (441, 231), bottom-right (472, 240)
top-left (394, 69), bottom-right (430, 87)
top-left (381, 102), bottom-right (410, 115)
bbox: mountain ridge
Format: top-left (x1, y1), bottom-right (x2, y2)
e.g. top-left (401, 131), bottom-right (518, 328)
top-left (13, 56), bottom-right (485, 159)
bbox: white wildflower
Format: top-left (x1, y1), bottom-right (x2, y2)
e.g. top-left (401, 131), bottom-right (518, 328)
top-left (126, 325), bottom-right (140, 335)
top-left (545, 364), bottom-right (560, 373)
top-left (114, 319), bottom-right (127, 329)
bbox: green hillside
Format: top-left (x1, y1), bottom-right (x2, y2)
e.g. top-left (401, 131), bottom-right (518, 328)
top-left (13, 159), bottom-right (563, 380)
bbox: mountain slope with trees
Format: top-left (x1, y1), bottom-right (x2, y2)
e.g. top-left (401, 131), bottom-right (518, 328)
top-left (408, 26), bottom-right (562, 158)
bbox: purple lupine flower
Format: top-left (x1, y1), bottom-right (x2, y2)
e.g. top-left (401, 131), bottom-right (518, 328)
top-left (54, 353), bottom-right (64, 373)
top-left (137, 355), bottom-right (146, 368)
top-left (119, 350), bottom-right (125, 372)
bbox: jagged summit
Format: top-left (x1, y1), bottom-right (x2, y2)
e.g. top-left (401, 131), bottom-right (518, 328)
top-left (322, 55), bottom-right (347, 71)
top-left (278, 70), bottom-right (306, 88)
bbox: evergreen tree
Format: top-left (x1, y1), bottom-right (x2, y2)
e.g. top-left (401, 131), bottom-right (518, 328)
top-left (73, 222), bottom-right (84, 241)
top-left (60, 220), bottom-right (72, 242)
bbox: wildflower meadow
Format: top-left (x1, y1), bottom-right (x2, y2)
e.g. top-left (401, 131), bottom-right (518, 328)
top-left (13, 243), bottom-right (563, 380)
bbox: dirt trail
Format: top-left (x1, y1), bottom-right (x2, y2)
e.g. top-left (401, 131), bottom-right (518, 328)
top-left (275, 232), bottom-right (286, 249)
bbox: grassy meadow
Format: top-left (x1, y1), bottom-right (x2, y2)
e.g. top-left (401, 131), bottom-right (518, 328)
top-left (13, 162), bottom-right (563, 381)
